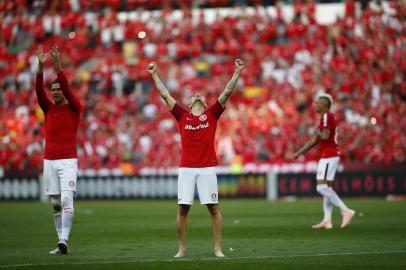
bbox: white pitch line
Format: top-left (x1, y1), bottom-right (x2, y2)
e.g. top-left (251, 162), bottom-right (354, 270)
top-left (0, 250), bottom-right (405, 268)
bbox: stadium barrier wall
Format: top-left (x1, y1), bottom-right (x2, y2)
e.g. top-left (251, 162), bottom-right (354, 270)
top-left (267, 171), bottom-right (406, 200)
top-left (0, 174), bottom-right (267, 201)
top-left (0, 171), bottom-right (405, 201)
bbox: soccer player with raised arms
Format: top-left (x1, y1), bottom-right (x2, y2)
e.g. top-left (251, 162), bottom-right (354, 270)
top-left (36, 44), bottom-right (82, 254)
top-left (291, 94), bottom-right (355, 229)
top-left (147, 59), bottom-right (244, 258)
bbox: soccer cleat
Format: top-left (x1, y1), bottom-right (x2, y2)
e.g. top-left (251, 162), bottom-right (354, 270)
top-left (57, 239), bottom-right (68, 254)
top-left (174, 251), bottom-right (185, 258)
top-left (312, 220), bottom-right (333, 229)
top-left (341, 209), bottom-right (356, 228)
top-left (49, 247), bottom-right (62, 255)
top-left (214, 250), bottom-right (225, 257)
top-left (49, 239), bottom-right (68, 255)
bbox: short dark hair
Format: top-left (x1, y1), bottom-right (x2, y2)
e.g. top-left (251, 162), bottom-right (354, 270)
top-left (51, 79), bottom-right (60, 85)
top-left (319, 96), bottom-right (331, 109)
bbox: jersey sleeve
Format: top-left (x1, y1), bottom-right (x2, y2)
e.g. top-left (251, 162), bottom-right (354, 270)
top-left (207, 100), bottom-right (225, 120)
top-left (57, 71), bottom-right (82, 112)
top-left (321, 113), bottom-right (334, 130)
top-left (170, 102), bottom-right (187, 121)
top-left (35, 72), bottom-right (50, 112)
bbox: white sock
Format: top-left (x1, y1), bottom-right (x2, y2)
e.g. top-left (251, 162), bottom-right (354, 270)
top-left (323, 197), bottom-right (333, 222)
top-left (50, 196), bottom-right (62, 240)
top-left (317, 184), bottom-right (349, 213)
top-left (61, 191), bottom-right (74, 241)
top-left (53, 213), bottom-right (62, 240)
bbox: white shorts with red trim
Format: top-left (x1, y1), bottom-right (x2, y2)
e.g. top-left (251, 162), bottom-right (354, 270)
top-left (177, 167), bottom-right (218, 205)
top-left (316, 156), bottom-right (340, 181)
top-left (43, 158), bottom-right (78, 195)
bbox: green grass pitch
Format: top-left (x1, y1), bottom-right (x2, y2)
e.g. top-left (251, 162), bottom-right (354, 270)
top-left (0, 199), bottom-right (405, 269)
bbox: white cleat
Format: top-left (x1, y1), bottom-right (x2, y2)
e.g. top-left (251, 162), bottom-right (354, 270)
top-left (174, 251), bottom-right (185, 258)
top-left (312, 220), bottom-right (333, 229)
top-left (214, 250), bottom-right (225, 257)
top-left (341, 209), bottom-right (356, 228)
top-left (49, 247), bottom-right (61, 255)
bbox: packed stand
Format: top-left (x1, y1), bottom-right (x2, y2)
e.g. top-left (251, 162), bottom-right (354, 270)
top-left (0, 0), bottom-right (405, 174)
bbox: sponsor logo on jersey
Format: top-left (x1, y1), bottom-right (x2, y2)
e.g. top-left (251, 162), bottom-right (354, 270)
top-left (199, 114), bottom-right (207, 121)
top-left (184, 122), bottom-right (209, 130)
top-left (69, 181), bottom-right (75, 187)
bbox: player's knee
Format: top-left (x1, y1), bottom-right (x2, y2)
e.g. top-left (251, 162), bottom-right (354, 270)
top-left (316, 184), bottom-right (328, 196)
top-left (61, 191), bottom-right (74, 213)
top-left (50, 196), bottom-right (61, 213)
top-left (207, 204), bottom-right (221, 217)
top-left (178, 205), bottom-right (190, 216)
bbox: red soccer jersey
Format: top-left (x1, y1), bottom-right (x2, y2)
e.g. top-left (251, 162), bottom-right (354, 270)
top-left (36, 71), bottom-right (81, 160)
top-left (317, 112), bottom-right (340, 159)
top-left (171, 100), bottom-right (225, 167)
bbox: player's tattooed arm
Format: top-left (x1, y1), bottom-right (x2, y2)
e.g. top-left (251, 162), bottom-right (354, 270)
top-left (147, 62), bottom-right (176, 110)
top-left (218, 59), bottom-right (244, 106)
top-left (291, 135), bottom-right (318, 160)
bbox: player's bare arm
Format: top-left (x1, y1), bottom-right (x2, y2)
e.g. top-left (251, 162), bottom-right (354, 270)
top-left (291, 135), bottom-right (318, 160)
top-left (51, 44), bottom-right (62, 73)
top-left (147, 62), bottom-right (176, 110)
top-left (36, 45), bottom-right (46, 73)
top-left (218, 59), bottom-right (244, 106)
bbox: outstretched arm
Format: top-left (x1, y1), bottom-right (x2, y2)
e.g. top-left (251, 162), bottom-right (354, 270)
top-left (147, 62), bottom-right (176, 110)
top-left (218, 59), bottom-right (244, 106)
top-left (290, 135), bottom-right (318, 160)
top-left (35, 45), bottom-right (49, 112)
top-left (51, 44), bottom-right (82, 112)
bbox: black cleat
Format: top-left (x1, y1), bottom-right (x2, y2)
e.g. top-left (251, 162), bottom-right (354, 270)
top-left (49, 240), bottom-right (68, 255)
top-left (57, 240), bottom-right (68, 254)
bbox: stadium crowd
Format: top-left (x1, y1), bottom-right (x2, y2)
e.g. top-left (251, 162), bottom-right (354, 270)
top-left (0, 0), bottom-right (405, 174)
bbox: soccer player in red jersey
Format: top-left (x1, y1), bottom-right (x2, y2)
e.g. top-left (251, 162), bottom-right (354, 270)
top-left (148, 59), bottom-right (244, 257)
top-left (291, 94), bottom-right (355, 229)
top-left (36, 44), bottom-right (82, 254)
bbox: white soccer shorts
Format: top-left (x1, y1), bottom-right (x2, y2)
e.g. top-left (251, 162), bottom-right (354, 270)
top-left (177, 167), bottom-right (219, 205)
top-left (316, 156), bottom-right (340, 181)
top-left (43, 159), bottom-right (78, 195)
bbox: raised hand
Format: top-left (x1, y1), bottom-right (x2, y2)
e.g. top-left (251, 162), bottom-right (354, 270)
top-left (51, 44), bottom-right (60, 65)
top-left (36, 45), bottom-right (46, 66)
top-left (50, 44), bottom-right (62, 72)
top-left (235, 59), bottom-right (244, 72)
top-left (218, 59), bottom-right (243, 106)
top-left (147, 62), bottom-right (157, 74)
top-left (148, 61), bottom-right (176, 110)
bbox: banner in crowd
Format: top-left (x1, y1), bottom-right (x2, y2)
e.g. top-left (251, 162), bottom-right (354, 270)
top-left (277, 171), bottom-right (406, 198)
